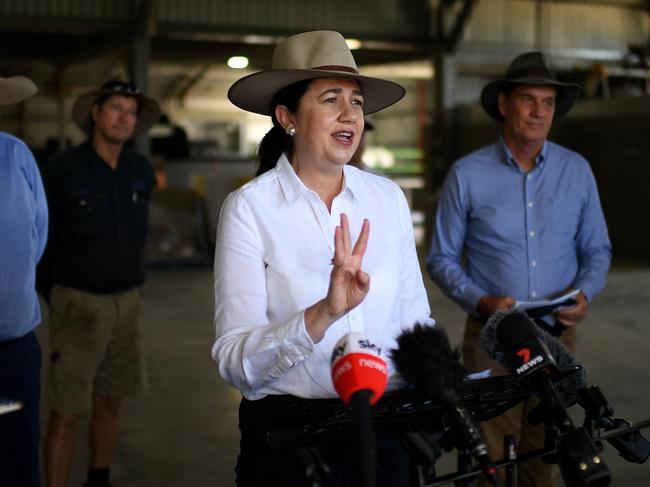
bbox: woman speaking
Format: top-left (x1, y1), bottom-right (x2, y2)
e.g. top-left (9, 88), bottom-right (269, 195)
top-left (212, 30), bottom-right (434, 486)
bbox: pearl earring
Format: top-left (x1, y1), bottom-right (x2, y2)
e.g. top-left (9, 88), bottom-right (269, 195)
top-left (286, 126), bottom-right (296, 136)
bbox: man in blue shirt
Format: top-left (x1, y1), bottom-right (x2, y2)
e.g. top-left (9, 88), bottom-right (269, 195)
top-left (0, 75), bottom-right (48, 487)
top-left (426, 52), bottom-right (611, 486)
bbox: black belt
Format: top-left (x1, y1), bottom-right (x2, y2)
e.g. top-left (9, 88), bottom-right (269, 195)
top-left (249, 394), bottom-right (345, 422)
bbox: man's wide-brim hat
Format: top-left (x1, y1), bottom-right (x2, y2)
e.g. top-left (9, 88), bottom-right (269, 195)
top-left (0, 75), bottom-right (37, 105)
top-left (228, 30), bottom-right (405, 116)
top-left (72, 80), bottom-right (161, 136)
top-left (481, 51), bottom-right (580, 123)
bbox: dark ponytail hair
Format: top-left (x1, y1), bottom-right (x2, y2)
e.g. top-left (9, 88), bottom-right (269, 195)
top-left (256, 79), bottom-right (311, 176)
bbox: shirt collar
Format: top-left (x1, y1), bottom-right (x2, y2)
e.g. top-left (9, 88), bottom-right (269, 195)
top-left (84, 139), bottom-right (129, 172)
top-left (276, 152), bottom-right (356, 204)
top-left (498, 136), bottom-right (548, 171)
top-left (276, 153), bottom-right (307, 204)
top-left (342, 164), bottom-right (359, 200)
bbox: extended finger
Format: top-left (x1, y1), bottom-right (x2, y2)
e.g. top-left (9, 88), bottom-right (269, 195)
top-left (556, 305), bottom-right (587, 325)
top-left (352, 218), bottom-right (370, 258)
top-left (557, 317), bottom-right (578, 327)
top-left (333, 226), bottom-right (345, 265)
top-left (340, 213), bottom-right (352, 256)
top-left (556, 299), bottom-right (584, 317)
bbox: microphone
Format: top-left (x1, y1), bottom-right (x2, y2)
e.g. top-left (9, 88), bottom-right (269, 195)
top-left (330, 332), bottom-right (388, 487)
top-left (391, 324), bottom-right (498, 486)
top-left (481, 308), bottom-right (587, 407)
top-left (330, 332), bottom-right (388, 406)
top-left (480, 310), bottom-right (611, 486)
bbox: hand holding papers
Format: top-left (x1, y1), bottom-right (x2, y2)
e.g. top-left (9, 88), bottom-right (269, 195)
top-left (516, 289), bottom-right (581, 318)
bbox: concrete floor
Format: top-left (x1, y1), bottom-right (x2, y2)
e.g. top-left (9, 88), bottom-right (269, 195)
top-left (36, 264), bottom-right (650, 486)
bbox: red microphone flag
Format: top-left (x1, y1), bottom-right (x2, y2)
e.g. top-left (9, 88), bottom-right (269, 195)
top-left (330, 332), bottom-right (388, 405)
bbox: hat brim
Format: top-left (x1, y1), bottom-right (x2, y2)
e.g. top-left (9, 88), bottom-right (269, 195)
top-left (0, 76), bottom-right (37, 105)
top-left (228, 69), bottom-right (405, 116)
top-left (481, 78), bottom-right (581, 123)
top-left (71, 89), bottom-right (161, 136)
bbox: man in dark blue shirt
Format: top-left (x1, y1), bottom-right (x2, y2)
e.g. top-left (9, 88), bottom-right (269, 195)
top-left (427, 53), bottom-right (611, 486)
top-left (39, 80), bottom-right (159, 487)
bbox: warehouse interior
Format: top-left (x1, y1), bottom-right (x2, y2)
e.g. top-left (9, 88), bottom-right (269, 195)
top-left (1, 0), bottom-right (649, 485)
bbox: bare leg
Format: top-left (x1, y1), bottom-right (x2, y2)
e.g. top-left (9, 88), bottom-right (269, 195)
top-left (45, 411), bottom-right (81, 487)
top-left (89, 395), bottom-right (121, 468)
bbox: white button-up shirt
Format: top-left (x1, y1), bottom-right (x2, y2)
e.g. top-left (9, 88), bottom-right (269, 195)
top-left (212, 154), bottom-right (433, 400)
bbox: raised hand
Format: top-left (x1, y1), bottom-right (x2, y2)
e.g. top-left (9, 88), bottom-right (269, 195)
top-left (305, 213), bottom-right (370, 342)
top-left (326, 213), bottom-right (370, 318)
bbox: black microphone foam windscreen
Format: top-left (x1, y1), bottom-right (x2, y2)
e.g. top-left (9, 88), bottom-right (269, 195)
top-left (391, 324), bottom-right (465, 404)
top-left (480, 307), bottom-right (516, 364)
top-left (393, 325), bottom-right (499, 484)
top-left (495, 311), bottom-right (539, 353)
top-left (480, 308), bottom-right (587, 406)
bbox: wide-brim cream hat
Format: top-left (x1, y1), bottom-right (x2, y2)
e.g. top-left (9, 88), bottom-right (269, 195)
top-left (72, 80), bottom-right (161, 136)
top-left (481, 52), bottom-right (580, 123)
top-left (0, 75), bottom-right (37, 105)
top-left (228, 30), bottom-right (405, 116)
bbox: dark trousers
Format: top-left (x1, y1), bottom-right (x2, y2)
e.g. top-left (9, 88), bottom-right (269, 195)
top-left (0, 330), bottom-right (42, 487)
top-left (236, 396), bottom-right (411, 487)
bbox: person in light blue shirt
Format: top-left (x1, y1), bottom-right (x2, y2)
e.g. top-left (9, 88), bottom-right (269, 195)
top-left (426, 52), bottom-right (611, 487)
top-left (0, 131), bottom-right (48, 340)
top-left (0, 75), bottom-right (48, 487)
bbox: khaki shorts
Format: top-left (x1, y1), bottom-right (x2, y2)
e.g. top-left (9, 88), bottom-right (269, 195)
top-left (47, 285), bottom-right (147, 413)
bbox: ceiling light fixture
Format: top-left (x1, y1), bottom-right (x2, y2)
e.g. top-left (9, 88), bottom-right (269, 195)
top-left (345, 39), bottom-right (362, 50)
top-left (227, 56), bottom-right (249, 69)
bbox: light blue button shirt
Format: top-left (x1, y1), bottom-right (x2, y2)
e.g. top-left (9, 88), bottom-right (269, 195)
top-left (426, 137), bottom-right (611, 316)
top-left (0, 132), bottom-right (48, 341)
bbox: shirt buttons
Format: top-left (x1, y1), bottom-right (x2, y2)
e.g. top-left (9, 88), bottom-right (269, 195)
top-left (528, 202), bottom-right (534, 208)
top-left (529, 231), bottom-right (536, 237)
top-left (532, 260), bottom-right (537, 267)
top-left (531, 291), bottom-right (537, 298)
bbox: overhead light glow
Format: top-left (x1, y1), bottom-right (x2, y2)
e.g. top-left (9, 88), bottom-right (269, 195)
top-left (227, 56), bottom-right (249, 69)
top-left (345, 39), bottom-right (362, 50)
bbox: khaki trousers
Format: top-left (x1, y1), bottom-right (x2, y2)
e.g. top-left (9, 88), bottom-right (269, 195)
top-left (462, 315), bottom-right (576, 487)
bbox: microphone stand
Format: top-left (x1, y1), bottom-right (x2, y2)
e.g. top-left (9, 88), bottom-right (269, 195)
top-left (579, 385), bottom-right (650, 464)
top-left (528, 375), bottom-right (612, 486)
top-left (265, 383), bottom-right (650, 486)
top-left (503, 435), bottom-right (517, 487)
top-left (351, 389), bottom-right (376, 487)
top-left (535, 374), bottom-right (574, 433)
top-left (419, 418), bottom-right (650, 487)
top-left (454, 448), bottom-right (471, 487)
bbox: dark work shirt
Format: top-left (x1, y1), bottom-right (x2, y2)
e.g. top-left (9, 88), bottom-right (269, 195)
top-left (38, 141), bottom-right (154, 295)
